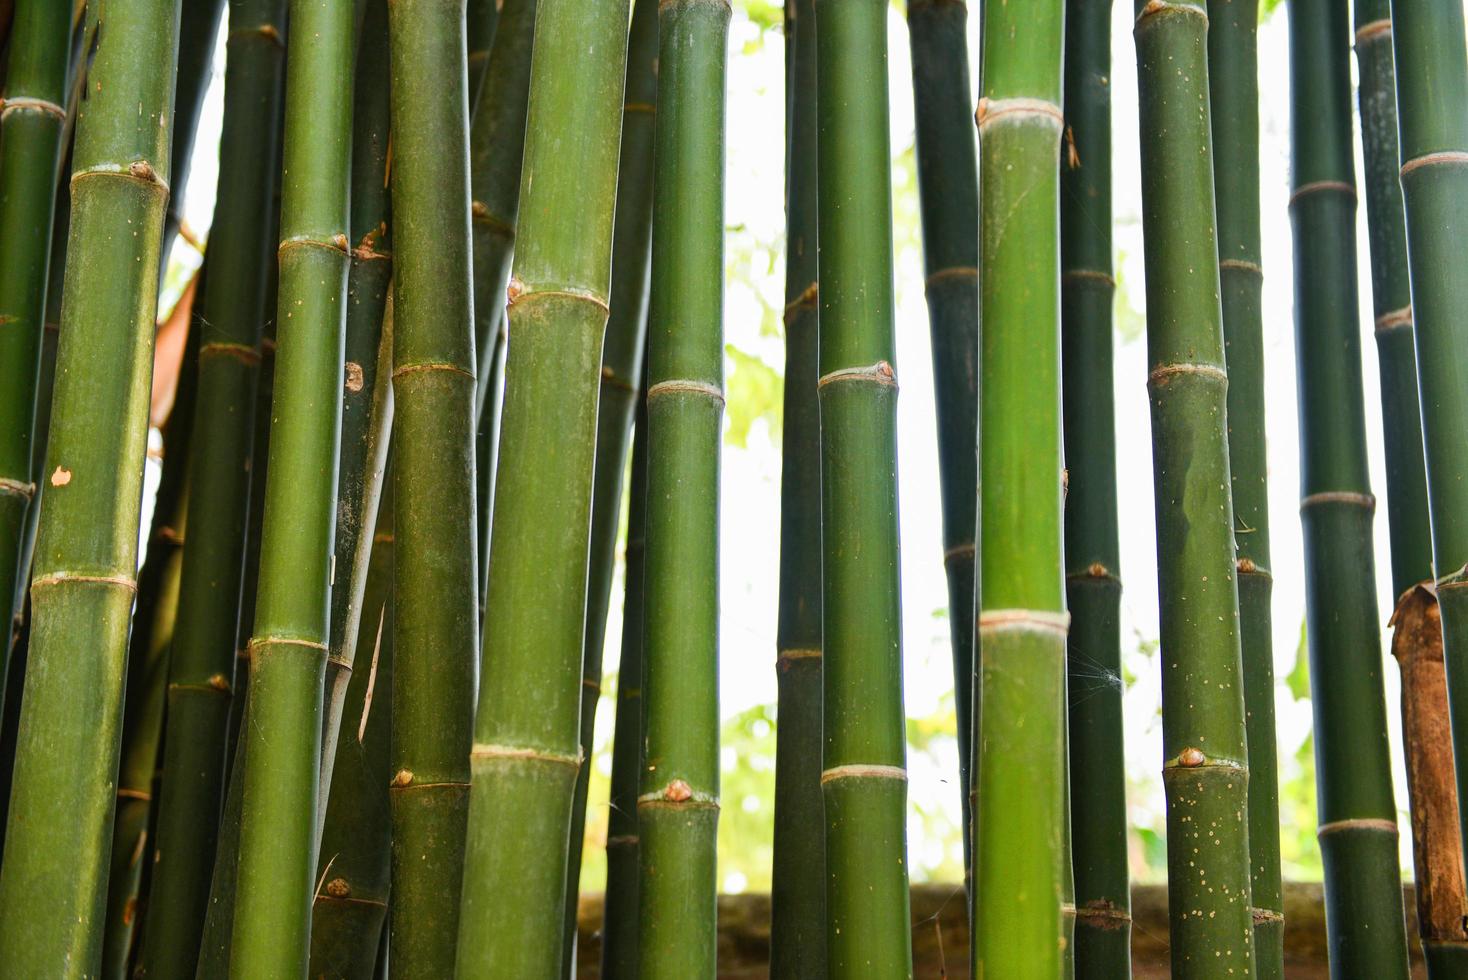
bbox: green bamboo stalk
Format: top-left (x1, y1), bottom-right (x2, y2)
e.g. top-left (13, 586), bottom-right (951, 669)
top-left (561, 0), bottom-right (658, 966)
top-left (140, 6), bottom-right (288, 973)
top-left (1355, 3), bottom-right (1468, 969)
top-left (1060, 0), bottom-right (1130, 974)
top-left (1205, 0), bottom-right (1282, 969)
top-left (601, 389), bottom-right (649, 980)
top-left (814, 0), bottom-right (910, 973)
top-left (466, 0), bottom-right (500, 110)
top-left (906, 0), bottom-right (978, 888)
top-left (467, 0), bottom-right (537, 613)
top-left (163, 0), bottom-right (228, 265)
top-left (972, 1), bottom-right (1068, 974)
top-left (0, 0), bottom-right (70, 721)
top-left (769, 0), bottom-right (823, 973)
top-left (0, 0), bottom-right (182, 968)
top-left (1389, 0), bottom-right (1468, 899)
top-left (1132, 0), bottom-right (1257, 971)
top-left (636, 1), bottom-right (729, 974)
top-left (1288, 3), bottom-right (1411, 973)
top-left (320, 0), bottom-right (394, 820)
top-left (227, 0), bottom-right (354, 970)
top-left (455, 0), bottom-right (630, 971)
top-left (311, 475), bottom-right (394, 978)
top-left (385, 2), bottom-right (479, 976)
top-left (99, 299), bottom-right (202, 979)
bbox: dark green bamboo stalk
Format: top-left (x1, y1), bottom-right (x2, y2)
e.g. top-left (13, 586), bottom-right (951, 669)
top-left (1060, 1), bottom-right (1130, 974)
top-left (769, 0), bottom-right (823, 973)
top-left (1132, 0), bottom-right (1256, 970)
top-left (0, 0), bottom-right (182, 970)
top-left (972, 1), bottom-right (1068, 974)
top-left (386, 2), bottom-right (479, 976)
top-left (99, 300), bottom-right (202, 979)
top-left (601, 390), bottom-right (648, 980)
top-left (163, 0), bottom-right (228, 266)
top-left (320, 0), bottom-right (393, 818)
top-left (636, 1), bottom-right (728, 974)
top-left (227, 0), bottom-right (354, 970)
top-left (467, 0), bottom-right (536, 613)
top-left (1389, 0), bottom-right (1468, 894)
top-left (1288, 3), bottom-right (1411, 973)
top-left (140, 5), bottom-right (287, 973)
top-left (0, 0), bottom-right (69, 720)
top-left (814, 0), bottom-right (910, 973)
top-left (311, 475), bottom-right (394, 978)
top-left (907, 0), bottom-right (978, 888)
top-left (455, 0), bottom-right (630, 971)
top-left (1206, 0), bottom-right (1282, 968)
top-left (1355, 3), bottom-right (1468, 969)
top-left (466, 0), bottom-right (500, 110)
top-left (562, 0), bottom-right (658, 965)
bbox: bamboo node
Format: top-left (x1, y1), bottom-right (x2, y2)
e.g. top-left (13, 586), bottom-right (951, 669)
top-left (818, 361), bottom-right (898, 390)
top-left (820, 764), bottom-right (907, 785)
top-left (391, 361), bottom-right (475, 383)
top-left (30, 572), bottom-right (138, 594)
top-left (624, 102), bottom-right (656, 115)
top-left (1402, 150), bottom-right (1468, 179)
top-left (975, 97), bottom-right (1064, 132)
top-left (1135, 0), bottom-right (1207, 29)
top-left (942, 542), bottom-right (976, 566)
top-left (607, 834), bottom-right (639, 848)
top-left (1288, 179), bottom-right (1356, 208)
top-left (1162, 752), bottom-right (1245, 776)
top-left (116, 787), bottom-right (151, 802)
top-left (646, 379), bottom-right (725, 404)
top-left (0, 96), bottom-right (65, 120)
top-left (472, 202), bottom-right (515, 240)
top-left (229, 23), bottom-right (285, 47)
top-left (1316, 817), bottom-right (1399, 837)
top-left (977, 608), bottom-right (1070, 637)
top-left (1375, 306), bottom-right (1413, 334)
top-left (199, 342), bottom-right (261, 366)
top-left (776, 648), bottom-right (821, 672)
top-left (470, 743), bottom-right (582, 769)
top-left (50, 466), bottom-right (72, 487)
top-left (1061, 268), bottom-right (1116, 289)
top-left (1252, 906), bottom-right (1285, 925)
top-left (924, 266), bottom-right (978, 291)
top-left (1076, 901), bottom-right (1132, 930)
top-left (0, 478), bottom-right (35, 501)
top-left (505, 282), bottom-right (611, 316)
top-left (1147, 361), bottom-right (1227, 387)
top-left (1299, 490), bottom-right (1375, 513)
top-left (1218, 258), bottom-right (1263, 277)
top-left (1354, 18), bottom-right (1391, 44)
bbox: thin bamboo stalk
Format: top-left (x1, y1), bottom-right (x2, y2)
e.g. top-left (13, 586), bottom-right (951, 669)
top-left (972, 1), bottom-right (1068, 974)
top-left (906, 0), bottom-right (978, 887)
top-left (1060, 0), bottom-right (1130, 974)
top-left (1206, 0), bottom-right (1282, 968)
top-left (562, 0), bottom-right (658, 966)
top-left (454, 0), bottom-right (631, 971)
top-left (311, 474), bottom-right (395, 978)
top-left (140, 4), bottom-right (287, 972)
top-left (1388, 0), bottom-right (1468, 905)
top-left (601, 386), bottom-right (649, 980)
top-left (0, 0), bottom-right (183, 969)
top-left (769, 0), bottom-right (823, 972)
top-left (227, 0), bottom-right (354, 970)
top-left (1288, 2), bottom-right (1411, 972)
top-left (0, 0), bottom-right (70, 724)
top-left (163, 0), bottom-right (228, 266)
top-left (1355, 1), bottom-right (1468, 969)
top-left (466, 0), bottom-right (500, 110)
top-left (385, 1), bottom-right (479, 975)
top-left (814, 0), bottom-right (910, 972)
top-left (636, 1), bottom-right (729, 974)
top-left (1132, 0), bottom-right (1256, 970)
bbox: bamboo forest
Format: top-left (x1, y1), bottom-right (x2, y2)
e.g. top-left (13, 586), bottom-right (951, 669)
top-left (4, 0), bottom-right (1468, 975)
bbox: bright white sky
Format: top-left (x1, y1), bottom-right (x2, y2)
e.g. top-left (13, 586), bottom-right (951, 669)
top-left (153, 2), bottom-right (1414, 887)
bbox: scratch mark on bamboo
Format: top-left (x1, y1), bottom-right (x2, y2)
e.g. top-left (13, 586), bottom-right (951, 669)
top-left (820, 764), bottom-right (907, 785)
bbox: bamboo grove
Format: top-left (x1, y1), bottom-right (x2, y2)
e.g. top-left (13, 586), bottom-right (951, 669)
top-left (1, 0), bottom-right (1468, 976)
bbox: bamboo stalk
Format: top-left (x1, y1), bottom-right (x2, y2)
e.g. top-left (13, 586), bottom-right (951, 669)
top-left (320, 0), bottom-right (394, 819)
top-left (972, 1), bottom-right (1069, 974)
top-left (0, 0), bottom-right (70, 725)
top-left (814, 0), bottom-right (911, 972)
top-left (0, 0), bottom-right (183, 968)
top-left (385, 1), bottom-right (479, 975)
top-left (1206, 0), bottom-right (1283, 969)
top-left (311, 474), bottom-right (395, 978)
top-left (1060, 0), bottom-right (1131, 974)
top-left (562, 0), bottom-right (658, 966)
top-left (454, 0), bottom-right (631, 971)
top-left (1132, 0), bottom-right (1256, 970)
top-left (601, 386), bottom-right (649, 980)
top-left (139, 5), bottom-right (288, 973)
top-left (906, 0), bottom-right (979, 889)
top-left (466, 0), bottom-right (500, 110)
top-left (636, 1), bottom-right (729, 974)
top-left (770, 0), bottom-right (824, 972)
top-left (1355, 1), bottom-right (1468, 970)
top-left (1389, 0), bottom-right (1468, 906)
top-left (227, 0), bottom-right (354, 970)
top-left (1288, 2), bottom-right (1411, 972)
top-left (163, 0), bottom-right (228, 267)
